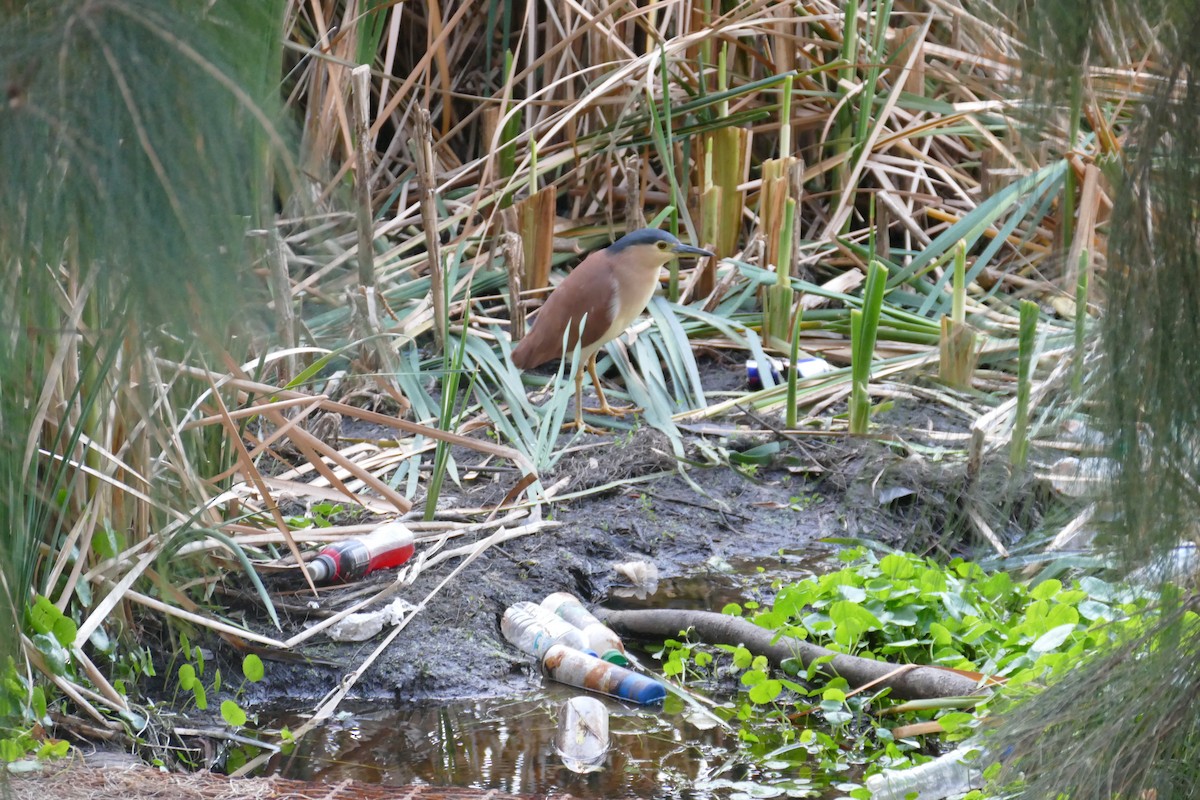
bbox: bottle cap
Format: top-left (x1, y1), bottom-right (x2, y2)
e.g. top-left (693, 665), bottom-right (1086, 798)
top-left (307, 554), bottom-right (335, 583)
top-left (598, 649), bottom-right (631, 666)
top-left (616, 672), bottom-right (666, 705)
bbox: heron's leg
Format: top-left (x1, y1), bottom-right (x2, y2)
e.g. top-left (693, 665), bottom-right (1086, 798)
top-left (583, 355), bottom-right (640, 416)
top-left (561, 366), bottom-right (606, 433)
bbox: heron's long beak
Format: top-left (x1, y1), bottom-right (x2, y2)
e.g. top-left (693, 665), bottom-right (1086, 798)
top-left (671, 243), bottom-right (715, 258)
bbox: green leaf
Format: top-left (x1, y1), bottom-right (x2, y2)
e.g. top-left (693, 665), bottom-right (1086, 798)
top-left (823, 687), bottom-right (846, 702)
top-left (31, 634), bottom-right (69, 676)
top-left (937, 711), bottom-right (976, 733)
top-left (192, 683), bottom-right (208, 710)
top-left (37, 739), bottom-right (70, 759)
top-left (748, 679), bottom-right (782, 704)
top-left (1030, 623), bottom-right (1077, 654)
top-left (31, 686), bottom-right (47, 723)
top-left (1031, 579), bottom-right (1063, 601)
top-left (177, 663), bottom-right (196, 691)
top-left (28, 596), bottom-right (62, 636)
top-left (51, 616), bottom-right (77, 649)
top-left (242, 652), bottom-right (264, 686)
top-left (93, 528), bottom-right (122, 560)
top-left (221, 699), bottom-right (247, 727)
top-left (1078, 600), bottom-right (1115, 622)
top-left (740, 669), bottom-right (765, 687)
top-left (929, 622), bottom-right (953, 645)
top-left (728, 442), bottom-right (781, 466)
top-left (837, 584), bottom-right (867, 603)
top-left (878, 553), bottom-right (916, 579)
top-left (732, 645), bottom-right (754, 670)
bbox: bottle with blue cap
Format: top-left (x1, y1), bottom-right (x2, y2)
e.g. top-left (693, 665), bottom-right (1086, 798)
top-left (541, 644), bottom-right (666, 705)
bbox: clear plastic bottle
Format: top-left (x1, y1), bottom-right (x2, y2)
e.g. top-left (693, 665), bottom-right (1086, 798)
top-left (501, 602), bottom-right (594, 659)
top-left (541, 644), bottom-right (666, 705)
top-left (306, 522), bottom-right (415, 583)
top-left (865, 746), bottom-right (986, 800)
top-left (540, 592), bottom-right (629, 665)
top-left (554, 696), bottom-right (609, 773)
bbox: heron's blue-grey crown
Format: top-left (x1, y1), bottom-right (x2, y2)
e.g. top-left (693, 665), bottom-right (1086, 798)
top-left (606, 228), bottom-right (682, 253)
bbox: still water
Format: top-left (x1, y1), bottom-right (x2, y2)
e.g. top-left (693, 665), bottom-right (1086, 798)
top-left (261, 553), bottom-right (833, 798)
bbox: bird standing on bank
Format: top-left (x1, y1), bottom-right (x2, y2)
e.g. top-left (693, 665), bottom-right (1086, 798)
top-left (510, 228), bottom-right (714, 430)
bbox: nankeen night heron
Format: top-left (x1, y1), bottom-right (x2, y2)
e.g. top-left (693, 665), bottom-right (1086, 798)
top-left (510, 228), bottom-right (714, 430)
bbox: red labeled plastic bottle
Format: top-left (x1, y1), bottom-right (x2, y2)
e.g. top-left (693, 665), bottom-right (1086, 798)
top-left (306, 522), bottom-right (415, 583)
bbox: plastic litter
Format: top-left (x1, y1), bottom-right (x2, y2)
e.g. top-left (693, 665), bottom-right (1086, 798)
top-left (501, 602), bottom-right (595, 659)
top-left (306, 521), bottom-right (415, 583)
top-left (540, 592), bottom-right (628, 665)
top-left (541, 644), bottom-right (666, 705)
top-left (865, 745), bottom-right (987, 800)
top-left (322, 597), bottom-right (416, 642)
top-left (553, 696), bottom-right (609, 773)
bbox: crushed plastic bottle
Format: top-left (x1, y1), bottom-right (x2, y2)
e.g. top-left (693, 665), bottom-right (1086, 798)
top-left (541, 644), bottom-right (666, 705)
top-left (865, 745), bottom-right (987, 800)
top-left (541, 592), bottom-right (629, 665)
top-left (306, 522), bottom-right (415, 583)
top-left (501, 602), bottom-right (595, 660)
top-left (554, 696), bottom-right (609, 773)
top-left (747, 356), bottom-right (835, 390)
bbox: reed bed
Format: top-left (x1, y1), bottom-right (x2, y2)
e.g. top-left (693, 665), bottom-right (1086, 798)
top-left (2, 0), bottom-right (1148, 764)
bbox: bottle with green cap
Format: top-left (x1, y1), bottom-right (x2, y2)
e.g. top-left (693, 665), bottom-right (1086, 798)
top-left (540, 592), bottom-right (629, 665)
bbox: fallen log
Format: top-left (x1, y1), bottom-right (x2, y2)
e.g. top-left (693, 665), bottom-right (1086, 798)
top-left (601, 608), bottom-right (989, 701)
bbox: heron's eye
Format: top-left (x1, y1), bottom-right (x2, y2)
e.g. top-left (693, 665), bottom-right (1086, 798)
top-left (657, 241), bottom-right (669, 250)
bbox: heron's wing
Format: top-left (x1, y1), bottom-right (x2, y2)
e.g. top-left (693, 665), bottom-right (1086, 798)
top-left (510, 252), bottom-right (617, 369)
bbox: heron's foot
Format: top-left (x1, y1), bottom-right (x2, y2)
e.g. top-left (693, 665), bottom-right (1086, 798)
top-left (562, 419), bottom-right (611, 435)
top-left (583, 400), bottom-right (640, 417)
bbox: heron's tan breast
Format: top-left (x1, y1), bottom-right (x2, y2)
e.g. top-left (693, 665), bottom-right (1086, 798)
top-left (599, 263), bottom-right (660, 344)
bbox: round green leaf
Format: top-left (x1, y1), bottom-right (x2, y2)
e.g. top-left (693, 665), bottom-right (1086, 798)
top-left (242, 653), bottom-right (264, 683)
top-left (220, 699), bottom-right (247, 727)
top-left (748, 679), bottom-right (782, 704)
top-left (177, 663), bottom-right (196, 691)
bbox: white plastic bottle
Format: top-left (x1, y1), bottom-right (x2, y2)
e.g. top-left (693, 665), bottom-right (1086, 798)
top-left (501, 602), bottom-right (594, 660)
top-left (865, 746), bottom-right (986, 800)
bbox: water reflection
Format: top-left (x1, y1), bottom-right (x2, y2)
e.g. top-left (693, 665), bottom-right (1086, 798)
top-left (264, 687), bottom-right (746, 798)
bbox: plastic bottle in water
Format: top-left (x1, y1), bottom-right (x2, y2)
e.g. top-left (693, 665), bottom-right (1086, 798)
top-left (501, 602), bottom-right (594, 660)
top-left (554, 696), bottom-right (609, 773)
top-left (540, 592), bottom-right (629, 665)
top-left (306, 522), bottom-right (415, 583)
top-left (542, 644), bottom-right (666, 705)
top-left (864, 745), bottom-right (987, 800)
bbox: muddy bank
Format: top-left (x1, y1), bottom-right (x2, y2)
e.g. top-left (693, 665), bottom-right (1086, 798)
top-left (234, 395), bottom-right (1038, 708)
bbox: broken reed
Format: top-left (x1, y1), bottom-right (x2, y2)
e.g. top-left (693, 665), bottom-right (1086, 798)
top-left (697, 45), bottom-right (748, 298)
top-left (939, 241), bottom-right (977, 388)
top-left (762, 75), bottom-right (797, 349)
top-left (849, 260), bottom-right (888, 434)
top-left (1011, 299), bottom-right (1039, 469)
